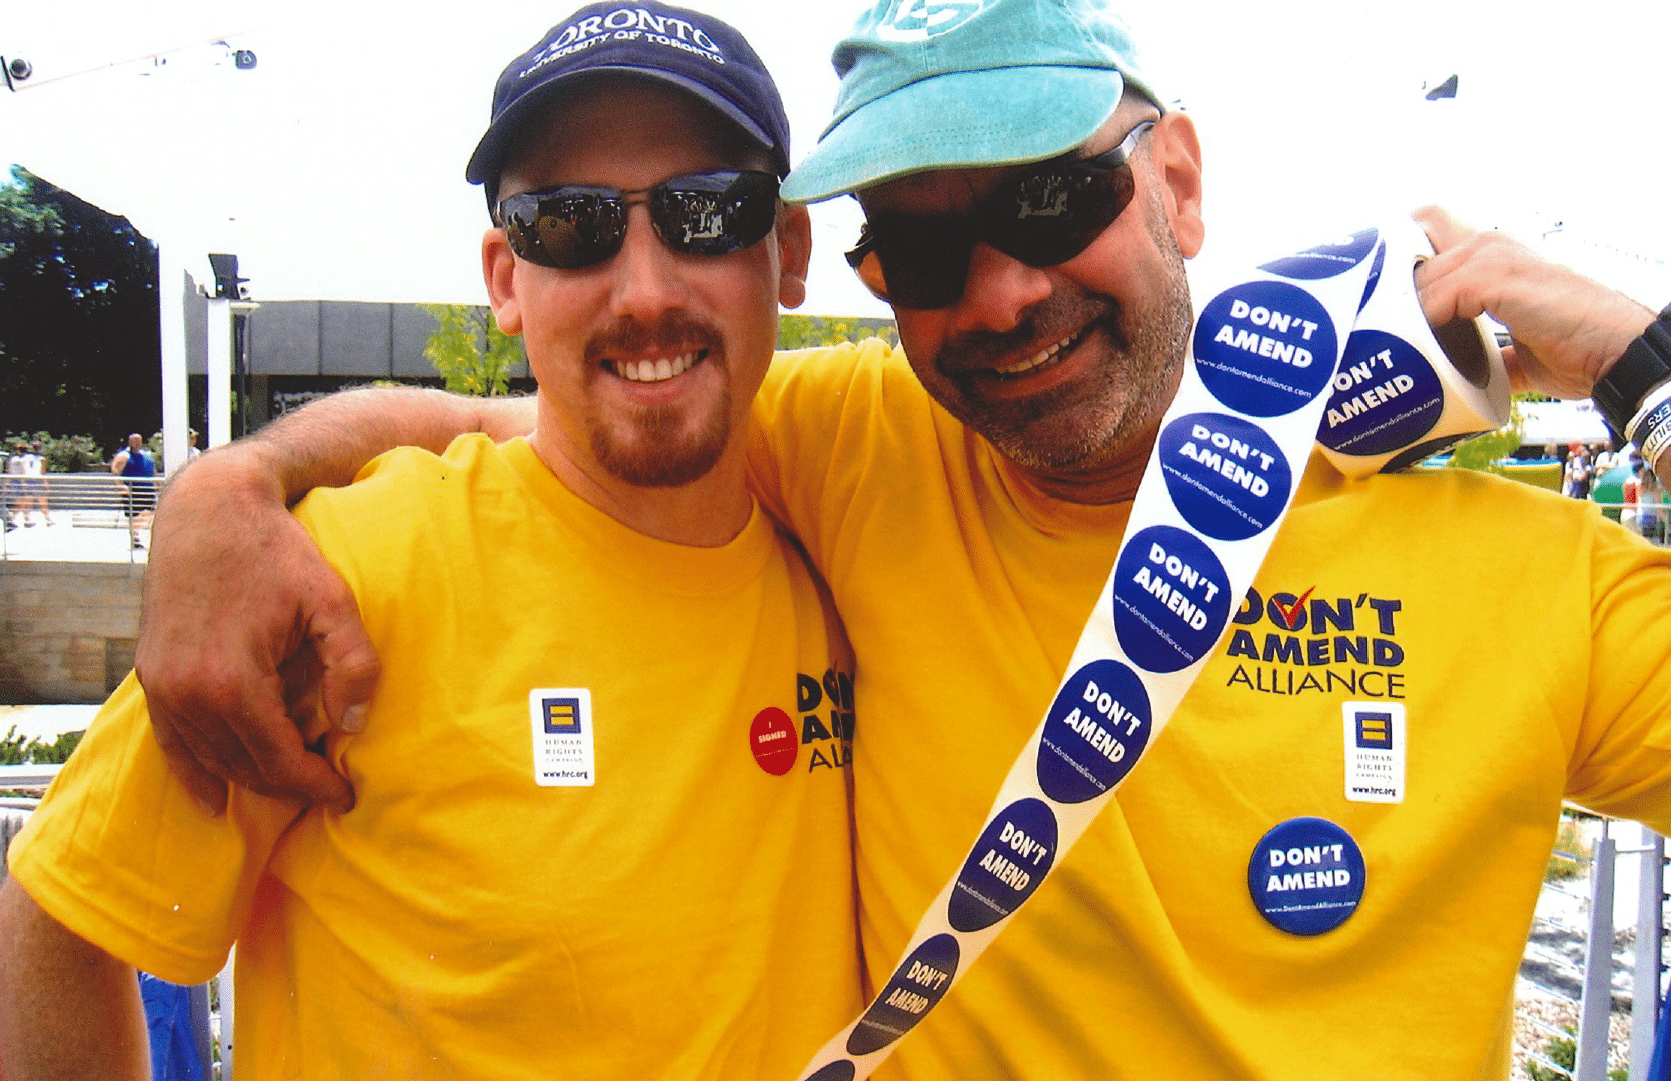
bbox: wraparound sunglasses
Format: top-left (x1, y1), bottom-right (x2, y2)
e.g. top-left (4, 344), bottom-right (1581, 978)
top-left (845, 120), bottom-right (1155, 310)
top-left (498, 169), bottom-right (779, 269)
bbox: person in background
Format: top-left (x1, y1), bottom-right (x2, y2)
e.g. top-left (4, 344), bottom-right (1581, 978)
top-left (17, 440), bottom-right (53, 527)
top-left (1563, 440), bottom-right (1593, 499)
top-left (2, 441), bottom-right (27, 532)
top-left (110, 433), bottom-right (157, 549)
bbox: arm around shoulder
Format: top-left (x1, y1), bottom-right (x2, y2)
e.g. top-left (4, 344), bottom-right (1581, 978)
top-left (0, 878), bottom-right (149, 1080)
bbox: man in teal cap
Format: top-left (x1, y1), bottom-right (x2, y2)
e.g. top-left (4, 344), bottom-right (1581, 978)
top-left (122, 0), bottom-right (1671, 1076)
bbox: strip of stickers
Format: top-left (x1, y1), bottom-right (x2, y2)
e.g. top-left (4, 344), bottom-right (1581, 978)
top-left (794, 222), bottom-right (1470, 1081)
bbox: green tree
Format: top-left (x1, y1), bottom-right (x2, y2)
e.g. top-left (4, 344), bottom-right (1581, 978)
top-left (1445, 398), bottom-right (1526, 476)
top-left (0, 166), bottom-right (161, 450)
top-left (423, 304), bottom-right (522, 396)
top-left (777, 315), bottom-right (898, 350)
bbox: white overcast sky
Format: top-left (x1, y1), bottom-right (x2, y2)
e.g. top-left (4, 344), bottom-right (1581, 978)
top-left (3, 0), bottom-right (1668, 316)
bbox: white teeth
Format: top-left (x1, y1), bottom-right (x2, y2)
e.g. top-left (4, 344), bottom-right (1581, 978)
top-left (993, 332), bottom-right (1078, 377)
top-left (615, 352), bottom-right (696, 382)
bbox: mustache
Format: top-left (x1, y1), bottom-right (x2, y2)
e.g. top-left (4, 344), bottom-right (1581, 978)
top-left (585, 312), bottom-right (725, 365)
top-left (935, 291), bottom-right (1127, 373)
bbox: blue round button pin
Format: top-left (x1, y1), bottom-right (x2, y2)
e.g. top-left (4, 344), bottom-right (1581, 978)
top-left (1247, 817), bottom-right (1365, 935)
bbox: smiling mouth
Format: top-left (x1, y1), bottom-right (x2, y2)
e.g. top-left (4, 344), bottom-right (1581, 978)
top-left (988, 328), bottom-right (1087, 379)
top-left (607, 350), bottom-right (705, 383)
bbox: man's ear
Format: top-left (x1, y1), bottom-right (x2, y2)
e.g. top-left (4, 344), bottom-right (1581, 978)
top-left (776, 204), bottom-right (813, 310)
top-left (482, 228), bottom-right (523, 335)
top-left (1153, 111), bottom-right (1205, 258)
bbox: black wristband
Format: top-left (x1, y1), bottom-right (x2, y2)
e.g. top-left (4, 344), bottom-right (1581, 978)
top-left (1593, 301), bottom-right (1671, 439)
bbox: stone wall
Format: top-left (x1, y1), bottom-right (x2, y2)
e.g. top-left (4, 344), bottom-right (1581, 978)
top-left (0, 561), bottom-right (143, 704)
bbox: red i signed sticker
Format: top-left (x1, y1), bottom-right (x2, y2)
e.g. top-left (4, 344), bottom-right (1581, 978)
top-left (749, 707), bottom-right (797, 775)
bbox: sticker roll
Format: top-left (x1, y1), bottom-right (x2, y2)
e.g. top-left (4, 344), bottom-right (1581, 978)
top-left (1316, 216), bottom-right (1511, 478)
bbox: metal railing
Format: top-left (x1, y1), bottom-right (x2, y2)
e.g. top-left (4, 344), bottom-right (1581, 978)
top-left (1, 472), bottom-right (166, 563)
top-left (1524, 817), bottom-right (1668, 1080)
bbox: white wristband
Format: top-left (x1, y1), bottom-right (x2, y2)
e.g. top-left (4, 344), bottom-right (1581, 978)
top-left (1625, 378), bottom-right (1671, 446)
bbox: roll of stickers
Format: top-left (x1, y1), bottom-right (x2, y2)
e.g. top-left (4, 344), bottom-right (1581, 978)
top-left (1315, 215), bottom-right (1511, 477)
top-left (794, 219), bottom-right (1506, 1081)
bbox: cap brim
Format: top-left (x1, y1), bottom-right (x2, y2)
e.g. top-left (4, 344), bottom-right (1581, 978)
top-left (781, 66), bottom-right (1126, 204)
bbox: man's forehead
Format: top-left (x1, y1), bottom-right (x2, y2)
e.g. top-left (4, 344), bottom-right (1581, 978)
top-left (500, 79), bottom-right (762, 190)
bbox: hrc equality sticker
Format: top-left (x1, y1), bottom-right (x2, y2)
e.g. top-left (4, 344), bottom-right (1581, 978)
top-left (1158, 412), bottom-right (1293, 541)
top-left (1247, 817), bottom-right (1366, 935)
top-left (528, 688), bottom-right (595, 787)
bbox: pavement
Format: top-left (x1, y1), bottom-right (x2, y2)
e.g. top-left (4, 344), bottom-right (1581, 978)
top-left (2, 516), bottom-right (148, 564)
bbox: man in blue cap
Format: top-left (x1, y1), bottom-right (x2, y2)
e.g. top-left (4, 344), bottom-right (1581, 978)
top-left (112, 0), bottom-right (1671, 1077)
top-left (0, 5), bottom-right (861, 1078)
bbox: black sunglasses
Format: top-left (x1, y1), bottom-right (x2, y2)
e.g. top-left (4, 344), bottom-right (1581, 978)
top-left (498, 169), bottom-right (780, 270)
top-left (845, 120), bottom-right (1156, 310)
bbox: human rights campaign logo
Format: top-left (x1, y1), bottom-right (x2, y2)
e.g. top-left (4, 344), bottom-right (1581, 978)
top-left (1354, 710), bottom-right (1393, 750)
top-left (542, 697), bottom-right (583, 734)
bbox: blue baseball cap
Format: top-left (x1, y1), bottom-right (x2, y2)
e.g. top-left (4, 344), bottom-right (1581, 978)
top-left (467, 2), bottom-right (792, 202)
top-left (781, 0), bottom-right (1163, 204)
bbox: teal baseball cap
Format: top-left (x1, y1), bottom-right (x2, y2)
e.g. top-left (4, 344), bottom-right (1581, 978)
top-left (781, 0), bottom-right (1164, 204)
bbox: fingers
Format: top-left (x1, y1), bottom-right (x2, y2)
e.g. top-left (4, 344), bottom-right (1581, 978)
top-left (144, 665), bottom-right (355, 815)
top-left (134, 457), bottom-right (362, 814)
top-left (149, 707), bottom-right (230, 815)
top-left (1408, 205), bottom-right (1655, 399)
top-left (227, 712), bottom-right (356, 813)
top-left (304, 575), bottom-right (382, 737)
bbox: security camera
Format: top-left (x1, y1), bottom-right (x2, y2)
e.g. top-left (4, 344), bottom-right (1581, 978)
top-left (233, 49), bottom-right (256, 70)
top-left (6, 57), bottom-right (31, 82)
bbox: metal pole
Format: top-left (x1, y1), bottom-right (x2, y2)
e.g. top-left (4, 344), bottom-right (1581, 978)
top-left (159, 242), bottom-right (190, 477)
top-left (1576, 828), bottom-right (1616, 1081)
top-left (206, 297), bottom-right (232, 449)
top-left (217, 946), bottom-right (235, 1079)
top-left (1631, 827), bottom-right (1666, 1080)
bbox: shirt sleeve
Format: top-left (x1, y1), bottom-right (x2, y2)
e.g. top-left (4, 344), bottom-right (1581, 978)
top-left (7, 678), bottom-right (307, 985)
top-left (1565, 520), bottom-right (1671, 830)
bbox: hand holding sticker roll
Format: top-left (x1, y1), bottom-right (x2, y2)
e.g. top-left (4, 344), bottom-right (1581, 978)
top-left (1412, 206), bottom-right (1657, 400)
top-left (1316, 215), bottom-right (1512, 478)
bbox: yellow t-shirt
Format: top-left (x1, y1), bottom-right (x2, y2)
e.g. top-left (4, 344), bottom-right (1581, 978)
top-left (10, 435), bottom-right (862, 1080)
top-left (748, 341), bottom-right (1671, 1080)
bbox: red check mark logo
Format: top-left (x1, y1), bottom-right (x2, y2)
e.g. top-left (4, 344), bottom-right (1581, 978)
top-left (1274, 586), bottom-right (1315, 630)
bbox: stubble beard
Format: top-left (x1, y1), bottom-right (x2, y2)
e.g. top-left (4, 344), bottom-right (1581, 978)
top-left (583, 313), bottom-right (733, 488)
top-left (936, 190), bottom-right (1194, 476)
top-left (589, 392), bottom-right (733, 488)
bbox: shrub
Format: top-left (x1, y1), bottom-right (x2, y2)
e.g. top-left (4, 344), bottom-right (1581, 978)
top-left (0, 725), bottom-right (85, 765)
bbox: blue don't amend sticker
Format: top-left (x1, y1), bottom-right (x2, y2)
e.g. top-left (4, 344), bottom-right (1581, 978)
top-left (1036, 659), bottom-right (1152, 804)
top-left (1193, 280), bottom-right (1339, 417)
top-left (1112, 526), bottom-right (1233, 674)
top-left (846, 934), bottom-right (960, 1056)
top-left (1158, 413), bottom-right (1293, 542)
top-left (1258, 228), bottom-right (1380, 281)
top-left (1247, 817), bottom-right (1366, 935)
top-left (1317, 329), bottom-right (1444, 457)
top-left (948, 799), bottom-right (1059, 932)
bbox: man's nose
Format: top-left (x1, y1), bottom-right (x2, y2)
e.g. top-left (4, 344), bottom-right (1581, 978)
top-left (942, 242), bottom-right (1054, 335)
top-left (608, 204), bottom-right (688, 318)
